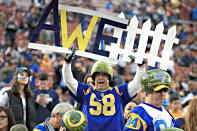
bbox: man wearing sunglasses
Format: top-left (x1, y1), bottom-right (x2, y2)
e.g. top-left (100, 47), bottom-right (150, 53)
top-left (124, 69), bottom-right (175, 131)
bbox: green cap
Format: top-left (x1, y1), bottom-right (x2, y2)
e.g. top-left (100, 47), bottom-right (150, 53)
top-left (91, 61), bottom-right (113, 80)
top-left (141, 69), bottom-right (171, 93)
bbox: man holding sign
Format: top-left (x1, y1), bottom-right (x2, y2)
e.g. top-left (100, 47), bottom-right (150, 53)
top-left (62, 48), bottom-right (146, 131)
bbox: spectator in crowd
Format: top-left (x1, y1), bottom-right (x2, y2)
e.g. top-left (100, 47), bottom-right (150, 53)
top-left (181, 81), bottom-right (197, 99)
top-left (0, 106), bottom-right (15, 131)
top-left (106, 0), bottom-right (114, 11)
top-left (175, 98), bottom-right (197, 131)
top-left (55, 86), bottom-right (75, 105)
top-left (0, 52), bottom-right (4, 68)
top-left (2, 53), bottom-right (12, 67)
top-left (55, 87), bottom-right (64, 102)
top-left (5, 16), bottom-right (17, 45)
top-left (188, 65), bottom-right (197, 81)
top-left (0, 61), bottom-right (16, 88)
top-left (33, 102), bottom-right (73, 131)
top-left (189, 37), bottom-right (197, 51)
top-left (33, 72), bottom-right (59, 124)
top-left (173, 46), bottom-right (182, 63)
top-left (72, 59), bottom-right (86, 82)
top-left (10, 124), bottom-right (28, 131)
top-left (17, 56), bottom-right (26, 68)
top-left (113, 66), bottom-right (126, 85)
top-left (24, 55), bottom-right (40, 89)
top-left (32, 53), bottom-right (40, 65)
top-left (193, 5), bottom-right (197, 21)
top-left (62, 48), bottom-right (146, 131)
top-left (83, 74), bottom-right (93, 86)
top-left (178, 50), bottom-right (197, 67)
top-left (124, 69), bottom-right (174, 131)
top-left (62, 87), bottom-right (75, 105)
top-left (123, 101), bottom-right (137, 121)
top-left (40, 54), bottom-right (53, 68)
top-left (0, 67), bottom-right (36, 131)
top-left (169, 95), bottom-right (183, 119)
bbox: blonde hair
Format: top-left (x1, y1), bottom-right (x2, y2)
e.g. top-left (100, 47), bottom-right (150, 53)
top-left (184, 98), bottom-right (197, 131)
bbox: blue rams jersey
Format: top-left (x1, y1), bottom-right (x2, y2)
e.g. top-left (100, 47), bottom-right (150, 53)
top-left (124, 102), bottom-right (175, 131)
top-left (73, 82), bottom-right (135, 131)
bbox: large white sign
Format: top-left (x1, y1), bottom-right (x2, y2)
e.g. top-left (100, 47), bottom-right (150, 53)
top-left (29, 0), bottom-right (179, 70)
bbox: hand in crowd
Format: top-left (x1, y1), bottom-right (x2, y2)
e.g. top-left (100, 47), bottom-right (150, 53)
top-left (59, 126), bottom-right (66, 131)
top-left (36, 94), bottom-right (48, 104)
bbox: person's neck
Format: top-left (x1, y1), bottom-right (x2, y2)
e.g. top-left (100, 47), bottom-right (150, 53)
top-left (171, 108), bottom-right (179, 113)
top-left (146, 99), bottom-right (161, 107)
top-left (39, 87), bottom-right (49, 90)
top-left (19, 85), bottom-right (25, 91)
top-left (18, 85), bottom-right (25, 97)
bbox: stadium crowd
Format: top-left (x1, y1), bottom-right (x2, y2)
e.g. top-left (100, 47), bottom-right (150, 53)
top-left (0, 0), bottom-right (197, 131)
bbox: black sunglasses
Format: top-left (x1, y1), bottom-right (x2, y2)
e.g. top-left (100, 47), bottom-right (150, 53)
top-left (155, 88), bottom-right (168, 93)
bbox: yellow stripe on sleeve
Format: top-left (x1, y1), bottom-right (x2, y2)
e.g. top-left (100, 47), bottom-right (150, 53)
top-left (114, 86), bottom-right (122, 96)
top-left (125, 113), bottom-right (147, 131)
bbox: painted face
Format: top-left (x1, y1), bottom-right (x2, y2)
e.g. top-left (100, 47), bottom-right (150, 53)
top-left (95, 73), bottom-right (109, 91)
top-left (0, 111), bottom-right (8, 130)
top-left (17, 72), bottom-right (29, 84)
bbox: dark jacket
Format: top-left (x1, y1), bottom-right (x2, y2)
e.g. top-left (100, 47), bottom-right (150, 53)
top-left (32, 89), bottom-right (59, 124)
top-left (6, 90), bottom-right (36, 131)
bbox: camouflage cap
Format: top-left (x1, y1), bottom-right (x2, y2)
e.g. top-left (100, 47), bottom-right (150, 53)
top-left (141, 69), bottom-right (171, 93)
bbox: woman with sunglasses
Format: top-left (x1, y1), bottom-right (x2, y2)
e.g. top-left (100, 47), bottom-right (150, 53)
top-left (0, 106), bottom-right (15, 131)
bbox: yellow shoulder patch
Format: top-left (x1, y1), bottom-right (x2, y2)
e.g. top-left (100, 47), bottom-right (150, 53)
top-left (114, 86), bottom-right (122, 96)
top-left (83, 86), bottom-right (92, 95)
top-left (125, 113), bottom-right (147, 131)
